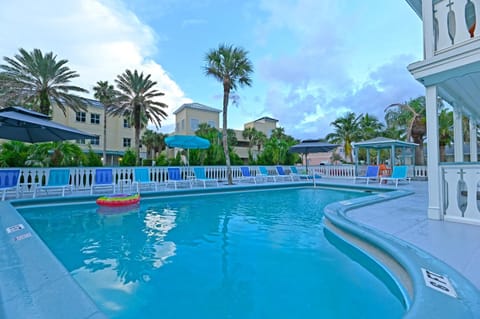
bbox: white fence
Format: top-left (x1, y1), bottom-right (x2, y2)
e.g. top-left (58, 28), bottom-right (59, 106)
top-left (442, 164), bottom-right (480, 225)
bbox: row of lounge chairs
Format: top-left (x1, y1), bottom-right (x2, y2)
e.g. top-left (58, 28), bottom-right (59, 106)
top-left (0, 166), bottom-right (312, 199)
top-left (354, 165), bottom-right (411, 187)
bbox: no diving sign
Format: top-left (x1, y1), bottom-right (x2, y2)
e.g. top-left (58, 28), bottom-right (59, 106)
top-left (421, 268), bottom-right (457, 298)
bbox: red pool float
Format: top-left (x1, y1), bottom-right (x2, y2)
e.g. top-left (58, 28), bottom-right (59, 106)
top-left (96, 193), bottom-right (140, 207)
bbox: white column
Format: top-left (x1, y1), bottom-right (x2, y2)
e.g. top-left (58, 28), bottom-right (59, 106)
top-left (453, 108), bottom-right (463, 162)
top-left (426, 85), bottom-right (442, 220)
top-left (470, 118), bottom-right (478, 162)
top-left (422, 0), bottom-right (434, 59)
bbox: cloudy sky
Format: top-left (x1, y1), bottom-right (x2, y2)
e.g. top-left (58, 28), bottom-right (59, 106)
top-left (0, 0), bottom-right (425, 139)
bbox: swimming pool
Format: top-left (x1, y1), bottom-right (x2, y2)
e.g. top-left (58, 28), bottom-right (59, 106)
top-left (19, 187), bottom-right (405, 318)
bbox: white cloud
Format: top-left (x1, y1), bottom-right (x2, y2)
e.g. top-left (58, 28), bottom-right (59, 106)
top-left (0, 0), bottom-right (190, 129)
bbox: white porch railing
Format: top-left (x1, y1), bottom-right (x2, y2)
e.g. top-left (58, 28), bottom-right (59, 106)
top-left (433, 0), bottom-right (480, 52)
top-left (441, 163), bottom-right (480, 225)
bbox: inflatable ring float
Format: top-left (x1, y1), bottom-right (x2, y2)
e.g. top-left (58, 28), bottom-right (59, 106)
top-left (96, 193), bottom-right (140, 207)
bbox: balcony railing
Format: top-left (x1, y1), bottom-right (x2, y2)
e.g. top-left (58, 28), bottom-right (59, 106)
top-left (433, 0), bottom-right (479, 52)
top-left (442, 163), bottom-right (480, 225)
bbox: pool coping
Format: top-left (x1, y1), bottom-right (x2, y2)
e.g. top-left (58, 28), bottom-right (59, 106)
top-left (2, 182), bottom-right (480, 318)
top-left (322, 185), bottom-right (480, 318)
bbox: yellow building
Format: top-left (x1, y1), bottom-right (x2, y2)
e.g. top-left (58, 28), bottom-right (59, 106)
top-left (51, 99), bottom-right (145, 165)
top-left (171, 102), bottom-right (278, 163)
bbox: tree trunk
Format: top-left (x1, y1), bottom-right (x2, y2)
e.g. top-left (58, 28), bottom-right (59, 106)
top-left (413, 135), bottom-right (425, 165)
top-left (103, 106), bottom-right (107, 166)
top-left (222, 84), bottom-right (232, 185)
top-left (134, 106), bottom-right (141, 166)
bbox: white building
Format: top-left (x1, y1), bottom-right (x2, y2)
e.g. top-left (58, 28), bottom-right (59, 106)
top-left (406, 0), bottom-right (480, 224)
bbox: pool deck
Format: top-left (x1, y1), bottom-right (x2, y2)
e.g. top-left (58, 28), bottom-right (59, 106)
top-left (321, 178), bottom-right (480, 290)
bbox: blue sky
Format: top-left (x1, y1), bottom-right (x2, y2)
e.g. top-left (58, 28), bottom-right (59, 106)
top-left (0, 0), bottom-right (424, 139)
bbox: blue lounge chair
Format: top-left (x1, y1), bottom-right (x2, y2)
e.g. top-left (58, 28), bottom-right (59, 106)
top-left (35, 169), bottom-right (73, 198)
top-left (258, 166), bottom-right (276, 182)
top-left (0, 169), bottom-right (20, 200)
top-left (192, 167), bottom-right (219, 188)
top-left (90, 168), bottom-right (116, 194)
top-left (166, 167), bottom-right (191, 189)
top-left (237, 166), bottom-right (259, 184)
top-left (380, 166), bottom-right (411, 187)
top-left (132, 168), bottom-right (157, 193)
top-left (354, 166), bottom-right (379, 184)
top-left (276, 166), bottom-right (294, 182)
top-left (289, 166), bottom-right (311, 180)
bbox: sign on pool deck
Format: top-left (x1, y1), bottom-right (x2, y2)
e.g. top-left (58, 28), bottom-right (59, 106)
top-left (6, 223), bottom-right (24, 234)
top-left (421, 268), bottom-right (457, 298)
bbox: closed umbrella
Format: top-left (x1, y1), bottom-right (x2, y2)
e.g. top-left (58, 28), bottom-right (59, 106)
top-left (165, 135), bottom-right (210, 165)
top-left (0, 106), bottom-right (96, 143)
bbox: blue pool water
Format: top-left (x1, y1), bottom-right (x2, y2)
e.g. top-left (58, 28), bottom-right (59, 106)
top-left (20, 187), bottom-right (405, 318)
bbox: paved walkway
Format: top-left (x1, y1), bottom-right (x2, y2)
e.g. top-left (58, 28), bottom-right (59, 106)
top-left (323, 178), bottom-right (480, 290)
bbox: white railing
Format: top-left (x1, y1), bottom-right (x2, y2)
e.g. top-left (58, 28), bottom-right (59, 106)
top-left (441, 163), bottom-right (480, 225)
top-left (433, 0), bottom-right (480, 52)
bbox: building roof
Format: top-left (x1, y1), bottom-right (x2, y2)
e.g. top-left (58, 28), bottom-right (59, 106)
top-left (353, 137), bottom-right (418, 149)
top-left (253, 116), bottom-right (278, 123)
top-left (173, 102), bottom-right (221, 115)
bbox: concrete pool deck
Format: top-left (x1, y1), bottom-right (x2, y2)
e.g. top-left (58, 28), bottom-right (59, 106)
top-left (321, 178), bottom-right (480, 290)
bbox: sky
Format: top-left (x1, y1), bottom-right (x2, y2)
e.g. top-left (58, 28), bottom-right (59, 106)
top-left (0, 0), bottom-right (425, 140)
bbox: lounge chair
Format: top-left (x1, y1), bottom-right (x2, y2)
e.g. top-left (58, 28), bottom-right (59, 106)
top-left (34, 169), bottom-right (73, 198)
top-left (354, 166), bottom-right (379, 184)
top-left (276, 166), bottom-right (295, 181)
top-left (132, 168), bottom-right (157, 193)
top-left (258, 166), bottom-right (276, 182)
top-left (165, 167), bottom-right (191, 189)
top-left (90, 168), bottom-right (116, 194)
top-left (379, 166), bottom-right (411, 187)
top-left (237, 166), bottom-right (259, 184)
top-left (289, 166), bottom-right (311, 180)
top-left (0, 169), bottom-right (20, 200)
top-left (192, 167), bottom-right (219, 188)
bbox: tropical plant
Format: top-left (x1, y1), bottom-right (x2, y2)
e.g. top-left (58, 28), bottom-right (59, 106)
top-left (110, 69), bottom-right (168, 166)
top-left (385, 97), bottom-right (427, 165)
top-left (0, 141), bottom-right (32, 167)
top-left (438, 109), bottom-right (454, 162)
top-left (120, 149), bottom-right (137, 166)
top-left (26, 141), bottom-right (85, 167)
top-left (326, 112), bottom-right (363, 163)
top-left (84, 146), bottom-right (103, 167)
top-left (0, 48), bottom-right (88, 115)
top-left (359, 114), bottom-right (384, 140)
top-left (93, 80), bottom-right (117, 165)
top-left (204, 44), bottom-right (253, 184)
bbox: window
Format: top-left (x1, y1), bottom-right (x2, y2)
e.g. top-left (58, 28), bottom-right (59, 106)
top-left (207, 120), bottom-right (216, 128)
top-left (90, 113), bottom-right (100, 124)
top-left (176, 122), bottom-right (179, 132)
top-left (123, 138), bottom-right (131, 147)
top-left (190, 118), bottom-right (199, 131)
top-left (75, 139), bottom-right (85, 144)
top-left (123, 118), bottom-right (131, 128)
top-left (181, 119), bottom-right (185, 130)
top-left (90, 136), bottom-right (100, 145)
top-left (76, 112), bottom-right (86, 122)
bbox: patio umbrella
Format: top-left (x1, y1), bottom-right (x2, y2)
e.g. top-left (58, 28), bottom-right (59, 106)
top-left (289, 141), bottom-right (339, 172)
top-left (165, 135), bottom-right (210, 165)
top-left (0, 106), bottom-right (96, 143)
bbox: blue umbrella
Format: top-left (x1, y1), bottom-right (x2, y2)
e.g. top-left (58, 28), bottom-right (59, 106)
top-left (165, 135), bottom-right (210, 165)
top-left (165, 135), bottom-right (210, 149)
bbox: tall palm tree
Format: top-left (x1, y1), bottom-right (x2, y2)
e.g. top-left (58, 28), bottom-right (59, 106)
top-left (385, 97), bottom-right (427, 165)
top-left (0, 48), bottom-right (88, 115)
top-left (93, 80), bottom-right (116, 166)
top-left (326, 112), bottom-right (363, 163)
top-left (110, 69), bottom-right (168, 166)
top-left (359, 113), bottom-right (384, 140)
top-left (204, 44), bottom-right (253, 184)
top-left (141, 129), bottom-right (157, 159)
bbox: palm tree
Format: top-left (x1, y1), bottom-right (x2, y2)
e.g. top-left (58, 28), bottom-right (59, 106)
top-left (204, 44), bottom-right (253, 184)
top-left (110, 69), bottom-right (168, 166)
top-left (438, 109), bottom-right (453, 162)
top-left (0, 48), bottom-right (88, 115)
top-left (93, 80), bottom-right (117, 166)
top-left (141, 129), bottom-right (158, 160)
top-left (385, 97), bottom-right (427, 165)
top-left (326, 112), bottom-right (363, 163)
top-left (359, 113), bottom-right (384, 140)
